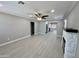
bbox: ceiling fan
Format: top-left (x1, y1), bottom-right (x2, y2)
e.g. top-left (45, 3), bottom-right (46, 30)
top-left (29, 11), bottom-right (49, 21)
top-left (18, 1), bottom-right (49, 21)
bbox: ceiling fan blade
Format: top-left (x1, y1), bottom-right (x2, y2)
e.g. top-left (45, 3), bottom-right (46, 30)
top-left (42, 17), bottom-right (46, 19)
top-left (42, 15), bottom-right (48, 19)
top-left (35, 14), bottom-right (39, 17)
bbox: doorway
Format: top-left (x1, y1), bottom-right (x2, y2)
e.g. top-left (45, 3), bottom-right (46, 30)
top-left (30, 22), bottom-right (35, 35)
top-left (48, 22), bottom-right (57, 34)
top-left (46, 24), bottom-right (48, 33)
top-left (48, 23), bottom-right (57, 32)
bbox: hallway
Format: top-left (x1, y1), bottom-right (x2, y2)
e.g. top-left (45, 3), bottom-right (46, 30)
top-left (0, 32), bottom-right (63, 58)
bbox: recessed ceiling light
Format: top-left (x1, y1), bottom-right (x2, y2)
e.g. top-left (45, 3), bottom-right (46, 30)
top-left (0, 3), bottom-right (3, 7)
top-left (51, 10), bottom-right (55, 13)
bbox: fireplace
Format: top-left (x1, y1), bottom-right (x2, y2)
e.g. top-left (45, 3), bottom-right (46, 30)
top-left (63, 28), bottom-right (78, 58)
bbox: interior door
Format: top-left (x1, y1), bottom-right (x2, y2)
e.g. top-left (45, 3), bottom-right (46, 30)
top-left (30, 22), bottom-right (34, 35)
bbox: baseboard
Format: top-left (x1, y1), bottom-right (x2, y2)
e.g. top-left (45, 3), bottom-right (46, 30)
top-left (0, 35), bottom-right (31, 47)
top-left (35, 33), bottom-right (38, 35)
top-left (38, 32), bottom-right (45, 35)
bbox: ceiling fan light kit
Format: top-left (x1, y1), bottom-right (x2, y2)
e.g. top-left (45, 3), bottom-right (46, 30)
top-left (37, 17), bottom-right (42, 21)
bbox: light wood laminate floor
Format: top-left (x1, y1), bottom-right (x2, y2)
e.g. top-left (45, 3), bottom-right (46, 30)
top-left (0, 32), bottom-right (64, 58)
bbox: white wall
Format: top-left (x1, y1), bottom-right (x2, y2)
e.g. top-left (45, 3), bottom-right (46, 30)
top-left (66, 2), bottom-right (79, 57)
top-left (67, 2), bottom-right (79, 29)
top-left (56, 20), bottom-right (64, 38)
top-left (38, 21), bottom-right (46, 35)
top-left (35, 21), bottom-right (39, 35)
top-left (0, 13), bottom-right (38, 44)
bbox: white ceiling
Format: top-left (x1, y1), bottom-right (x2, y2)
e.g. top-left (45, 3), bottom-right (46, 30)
top-left (0, 1), bottom-right (75, 21)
